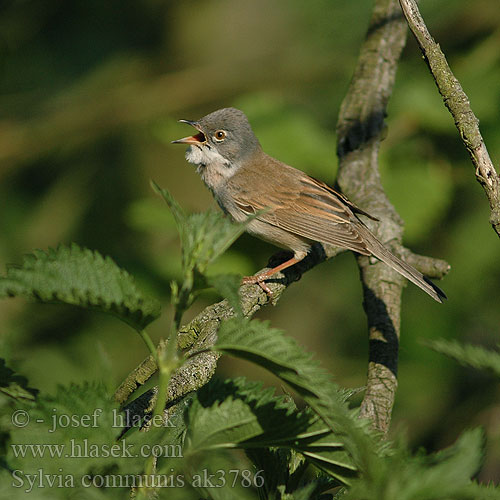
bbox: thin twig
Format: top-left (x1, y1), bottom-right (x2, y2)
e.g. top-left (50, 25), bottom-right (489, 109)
top-left (399, 0), bottom-right (500, 237)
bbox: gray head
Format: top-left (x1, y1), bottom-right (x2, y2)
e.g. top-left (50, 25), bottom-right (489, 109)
top-left (172, 107), bottom-right (261, 167)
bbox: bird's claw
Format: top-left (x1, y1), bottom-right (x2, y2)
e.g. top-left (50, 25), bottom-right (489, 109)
top-left (241, 275), bottom-right (274, 298)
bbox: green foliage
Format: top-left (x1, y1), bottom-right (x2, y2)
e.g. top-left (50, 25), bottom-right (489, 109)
top-left (0, 244), bottom-right (161, 331)
top-left (208, 317), bottom-right (497, 499)
top-left (344, 428), bottom-right (487, 500)
top-left (187, 377), bottom-right (350, 455)
top-left (214, 319), bottom-right (379, 471)
top-left (152, 181), bottom-right (250, 278)
top-left (1, 181), bottom-right (499, 499)
top-left (152, 181), bottom-right (253, 315)
top-left (0, 359), bottom-right (37, 402)
top-left (425, 339), bottom-right (500, 377)
top-left (2, 384), bottom-right (142, 499)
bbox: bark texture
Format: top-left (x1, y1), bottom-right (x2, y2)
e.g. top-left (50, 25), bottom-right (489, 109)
top-left (400, 0), bottom-right (500, 237)
top-left (335, 0), bottom-right (448, 432)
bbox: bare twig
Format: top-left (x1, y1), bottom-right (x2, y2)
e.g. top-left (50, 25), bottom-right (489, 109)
top-left (399, 0), bottom-right (500, 237)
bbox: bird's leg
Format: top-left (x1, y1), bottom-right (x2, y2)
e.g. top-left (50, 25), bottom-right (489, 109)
top-left (241, 256), bottom-right (301, 297)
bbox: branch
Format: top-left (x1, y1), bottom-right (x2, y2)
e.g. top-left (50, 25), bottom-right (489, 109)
top-left (114, 245), bottom-right (337, 420)
top-left (399, 0), bottom-right (500, 237)
top-left (335, 0), bottom-right (449, 433)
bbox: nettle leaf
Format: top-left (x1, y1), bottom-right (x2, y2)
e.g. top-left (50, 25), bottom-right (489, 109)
top-left (425, 339), bottom-right (500, 377)
top-left (184, 378), bottom-right (313, 453)
top-left (186, 376), bottom-right (356, 485)
top-left (247, 447), bottom-right (339, 500)
top-left (345, 428), bottom-right (486, 500)
top-left (214, 319), bottom-right (353, 414)
top-left (152, 182), bottom-right (251, 276)
top-left (185, 451), bottom-right (259, 500)
top-left (0, 359), bottom-right (38, 402)
top-left (0, 244), bottom-right (161, 331)
top-left (5, 384), bottom-right (145, 485)
top-left (214, 319), bottom-right (384, 482)
top-left (294, 421), bottom-right (356, 480)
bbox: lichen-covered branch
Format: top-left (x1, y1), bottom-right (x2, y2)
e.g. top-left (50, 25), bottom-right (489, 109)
top-left (114, 245), bottom-right (335, 419)
top-left (399, 0), bottom-right (500, 237)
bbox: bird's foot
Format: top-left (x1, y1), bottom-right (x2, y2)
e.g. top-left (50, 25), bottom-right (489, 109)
top-left (241, 274), bottom-right (274, 298)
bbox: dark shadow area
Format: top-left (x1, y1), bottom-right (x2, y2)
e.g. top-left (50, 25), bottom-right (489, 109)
top-left (362, 287), bottom-right (399, 377)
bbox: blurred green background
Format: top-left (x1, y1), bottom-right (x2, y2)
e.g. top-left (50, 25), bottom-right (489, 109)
top-left (1, 0), bottom-right (499, 481)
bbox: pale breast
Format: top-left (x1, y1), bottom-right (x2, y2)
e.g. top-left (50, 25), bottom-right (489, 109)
top-left (185, 145), bottom-right (235, 193)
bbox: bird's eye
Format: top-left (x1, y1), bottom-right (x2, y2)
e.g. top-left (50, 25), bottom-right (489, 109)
top-left (214, 130), bottom-right (226, 142)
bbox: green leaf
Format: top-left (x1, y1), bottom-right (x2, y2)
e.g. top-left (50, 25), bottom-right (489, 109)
top-left (345, 428), bottom-right (486, 500)
top-left (185, 452), bottom-right (259, 500)
top-left (461, 482), bottom-right (500, 500)
top-left (424, 339), bottom-right (500, 377)
top-left (0, 359), bottom-right (38, 402)
top-left (213, 319), bottom-right (384, 483)
top-left (213, 318), bottom-right (355, 419)
top-left (0, 244), bottom-right (161, 331)
top-left (206, 273), bottom-right (243, 316)
top-left (186, 377), bottom-right (354, 487)
top-left (4, 384), bottom-right (144, 483)
top-left (246, 446), bottom-right (339, 500)
top-left (152, 181), bottom-right (252, 276)
top-left (185, 378), bottom-right (313, 453)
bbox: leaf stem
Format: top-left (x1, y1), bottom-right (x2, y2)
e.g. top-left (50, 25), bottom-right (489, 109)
top-left (137, 329), bottom-right (158, 363)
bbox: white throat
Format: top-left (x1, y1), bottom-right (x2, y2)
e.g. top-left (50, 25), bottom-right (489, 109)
top-left (185, 145), bottom-right (236, 192)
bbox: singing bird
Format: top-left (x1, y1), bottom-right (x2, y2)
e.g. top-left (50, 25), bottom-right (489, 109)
top-left (173, 107), bottom-right (446, 302)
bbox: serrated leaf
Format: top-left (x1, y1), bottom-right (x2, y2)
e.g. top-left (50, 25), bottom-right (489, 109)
top-left (425, 339), bottom-right (500, 377)
top-left (186, 396), bottom-right (264, 452)
top-left (344, 428), bottom-right (486, 500)
top-left (0, 244), bottom-right (161, 331)
top-left (186, 377), bottom-right (356, 485)
top-left (185, 378), bottom-right (313, 453)
top-left (213, 319), bottom-right (385, 483)
top-left (246, 447), bottom-right (340, 499)
top-left (214, 319), bottom-right (352, 414)
top-left (206, 273), bottom-right (243, 316)
top-left (5, 383), bottom-right (145, 481)
top-left (152, 182), bottom-right (252, 276)
top-left (0, 359), bottom-right (38, 402)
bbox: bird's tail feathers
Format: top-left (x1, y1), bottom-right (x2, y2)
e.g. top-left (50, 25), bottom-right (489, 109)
top-left (356, 224), bottom-right (447, 303)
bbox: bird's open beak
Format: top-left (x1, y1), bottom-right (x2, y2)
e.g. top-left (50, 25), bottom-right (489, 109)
top-left (171, 119), bottom-right (207, 145)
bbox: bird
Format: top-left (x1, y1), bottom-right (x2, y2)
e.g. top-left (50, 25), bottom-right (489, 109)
top-left (172, 107), bottom-right (446, 302)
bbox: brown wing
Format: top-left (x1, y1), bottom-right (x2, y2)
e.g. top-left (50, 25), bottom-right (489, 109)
top-left (310, 177), bottom-right (379, 222)
top-left (229, 159), bottom-right (373, 255)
